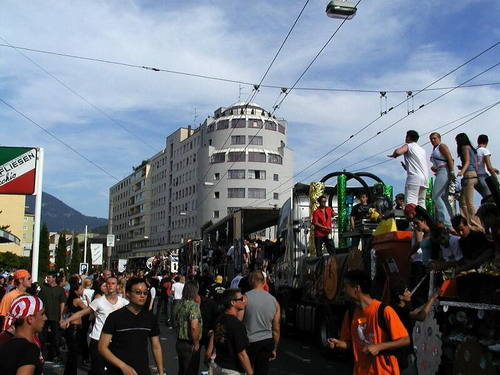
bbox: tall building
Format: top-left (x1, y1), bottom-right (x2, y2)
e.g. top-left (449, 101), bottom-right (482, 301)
top-left (109, 102), bottom-right (293, 259)
top-left (22, 212), bottom-right (35, 257)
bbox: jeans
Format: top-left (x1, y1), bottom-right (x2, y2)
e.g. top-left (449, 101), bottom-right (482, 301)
top-left (405, 184), bottom-right (426, 207)
top-left (81, 315), bottom-right (91, 361)
top-left (89, 338), bottom-right (106, 375)
top-left (176, 339), bottom-right (200, 375)
top-left (476, 173), bottom-right (492, 198)
top-left (459, 171), bottom-right (482, 230)
top-left (314, 236), bottom-right (335, 256)
top-left (41, 320), bottom-right (61, 360)
top-left (63, 324), bottom-right (82, 375)
top-left (432, 168), bottom-right (453, 227)
top-left (247, 339), bottom-right (274, 375)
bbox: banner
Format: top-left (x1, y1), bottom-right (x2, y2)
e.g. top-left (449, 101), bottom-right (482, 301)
top-left (0, 147), bottom-right (37, 194)
top-left (90, 243), bottom-right (103, 265)
top-left (118, 259), bottom-right (127, 273)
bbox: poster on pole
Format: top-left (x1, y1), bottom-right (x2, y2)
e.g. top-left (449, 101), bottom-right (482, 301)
top-left (0, 147), bottom-right (38, 194)
top-left (118, 259), bottom-right (127, 273)
top-left (90, 243), bottom-right (103, 265)
top-left (106, 234), bottom-right (115, 247)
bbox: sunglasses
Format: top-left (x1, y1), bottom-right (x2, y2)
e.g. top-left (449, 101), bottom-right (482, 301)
top-left (131, 290), bottom-right (149, 296)
top-left (232, 297), bottom-right (244, 302)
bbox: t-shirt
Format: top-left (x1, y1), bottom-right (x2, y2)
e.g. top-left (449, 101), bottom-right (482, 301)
top-left (340, 299), bottom-right (409, 375)
top-left (200, 297), bottom-right (219, 340)
top-left (312, 206), bottom-right (335, 237)
top-left (174, 299), bottom-right (202, 341)
top-left (38, 285), bottom-right (66, 321)
top-left (351, 203), bottom-right (370, 222)
top-left (404, 142), bottom-right (429, 187)
top-left (89, 295), bottom-right (129, 340)
top-left (0, 289), bottom-right (24, 317)
top-left (82, 288), bottom-right (95, 306)
top-left (459, 230), bottom-right (491, 261)
top-left (230, 275), bottom-right (243, 289)
top-left (102, 307), bottom-right (159, 375)
top-left (244, 289), bottom-right (277, 343)
top-left (441, 235), bottom-right (463, 261)
top-left (0, 337), bottom-right (43, 375)
top-left (214, 314), bottom-right (249, 372)
top-left (476, 146), bottom-right (491, 175)
top-left (172, 282), bottom-right (184, 300)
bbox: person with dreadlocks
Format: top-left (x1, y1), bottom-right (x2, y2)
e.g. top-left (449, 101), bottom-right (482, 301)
top-left (0, 295), bottom-right (47, 375)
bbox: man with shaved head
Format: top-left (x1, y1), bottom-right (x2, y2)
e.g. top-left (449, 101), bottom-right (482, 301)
top-left (243, 271), bottom-right (280, 375)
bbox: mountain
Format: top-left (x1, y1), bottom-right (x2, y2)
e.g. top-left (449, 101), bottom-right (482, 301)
top-left (26, 192), bottom-right (107, 233)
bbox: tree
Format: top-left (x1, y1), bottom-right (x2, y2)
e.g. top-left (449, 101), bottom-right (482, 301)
top-left (0, 251), bottom-right (30, 270)
top-left (38, 223), bottom-right (50, 276)
top-left (55, 231), bottom-right (67, 272)
top-left (69, 234), bottom-right (81, 274)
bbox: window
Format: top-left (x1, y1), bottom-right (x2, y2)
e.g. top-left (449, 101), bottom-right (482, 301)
top-left (248, 152), bottom-right (266, 162)
top-left (211, 153), bottom-right (225, 163)
top-left (213, 210), bottom-right (220, 218)
top-left (248, 170), bottom-right (266, 180)
top-left (273, 173), bottom-right (279, 181)
top-left (214, 173), bottom-right (220, 180)
top-left (248, 120), bottom-right (263, 129)
top-left (248, 136), bottom-right (263, 145)
top-left (248, 188), bottom-right (266, 199)
top-left (228, 152), bottom-right (246, 162)
top-left (214, 192), bottom-right (220, 199)
top-left (231, 135), bottom-right (246, 145)
top-left (228, 188), bottom-right (245, 198)
top-left (273, 193), bottom-right (279, 200)
top-left (228, 169), bottom-right (245, 179)
top-left (216, 120), bottom-right (229, 130)
top-left (278, 123), bottom-right (286, 134)
top-left (268, 154), bottom-right (283, 164)
top-left (265, 121), bottom-right (276, 131)
top-left (209, 139), bottom-right (212, 146)
top-left (231, 118), bottom-right (246, 128)
top-left (208, 124), bottom-right (215, 133)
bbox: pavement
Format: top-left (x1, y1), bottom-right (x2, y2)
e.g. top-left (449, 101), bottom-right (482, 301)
top-left (44, 319), bottom-right (353, 375)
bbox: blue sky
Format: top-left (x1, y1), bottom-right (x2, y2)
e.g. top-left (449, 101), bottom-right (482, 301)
top-left (1, 0), bottom-right (499, 218)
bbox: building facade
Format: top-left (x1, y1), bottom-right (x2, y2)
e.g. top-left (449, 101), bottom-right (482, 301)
top-left (109, 102), bottom-right (293, 258)
top-left (22, 213), bottom-right (35, 257)
top-left (0, 194), bottom-right (26, 256)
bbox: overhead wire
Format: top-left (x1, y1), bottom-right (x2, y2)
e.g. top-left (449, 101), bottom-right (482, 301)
top-left (1, 43), bottom-right (498, 94)
top-left (245, 41), bottom-right (500, 206)
top-left (0, 97), bottom-right (119, 181)
top-left (0, 35), bottom-right (160, 150)
top-left (201, 0), bottom-right (363, 202)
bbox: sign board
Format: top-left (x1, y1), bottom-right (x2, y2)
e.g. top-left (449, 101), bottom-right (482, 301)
top-left (106, 234), bottom-right (115, 247)
top-left (171, 261), bottom-right (178, 273)
top-left (90, 243), bottom-right (103, 265)
top-left (118, 259), bottom-right (127, 273)
top-left (79, 263), bottom-right (89, 275)
top-left (0, 147), bottom-right (37, 194)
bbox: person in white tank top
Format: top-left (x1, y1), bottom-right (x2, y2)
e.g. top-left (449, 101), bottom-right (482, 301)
top-left (388, 130), bottom-right (429, 207)
top-left (429, 132), bottom-right (455, 229)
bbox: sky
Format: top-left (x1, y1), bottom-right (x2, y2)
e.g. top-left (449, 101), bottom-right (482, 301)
top-left (1, 0), bottom-right (499, 218)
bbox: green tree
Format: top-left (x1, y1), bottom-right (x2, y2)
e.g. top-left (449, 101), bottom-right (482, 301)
top-left (69, 235), bottom-right (81, 274)
top-left (55, 231), bottom-right (67, 272)
top-left (0, 251), bottom-right (29, 269)
top-left (38, 223), bottom-right (50, 276)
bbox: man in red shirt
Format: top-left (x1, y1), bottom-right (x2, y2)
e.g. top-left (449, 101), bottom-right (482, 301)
top-left (311, 195), bottom-right (336, 256)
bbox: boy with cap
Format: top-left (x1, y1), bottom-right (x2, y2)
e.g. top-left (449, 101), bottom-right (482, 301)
top-left (0, 269), bottom-right (32, 330)
top-left (0, 295), bottom-right (47, 375)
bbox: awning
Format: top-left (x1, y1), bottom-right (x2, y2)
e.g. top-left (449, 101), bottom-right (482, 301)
top-left (0, 229), bottom-right (20, 244)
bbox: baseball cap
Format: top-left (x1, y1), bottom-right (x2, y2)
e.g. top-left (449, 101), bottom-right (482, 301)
top-left (4, 295), bottom-right (44, 330)
top-left (404, 203), bottom-right (416, 217)
top-left (14, 269), bottom-right (30, 280)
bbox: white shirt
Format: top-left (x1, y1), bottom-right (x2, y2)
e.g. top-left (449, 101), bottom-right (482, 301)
top-left (81, 288), bottom-right (95, 306)
top-left (244, 245), bottom-right (250, 254)
top-left (227, 246), bottom-right (235, 257)
top-left (89, 295), bottom-right (129, 340)
top-left (230, 275), bottom-right (243, 289)
top-left (404, 142), bottom-right (429, 187)
top-left (441, 235), bottom-right (463, 262)
top-left (476, 146), bottom-right (491, 175)
top-left (149, 285), bottom-right (156, 300)
top-left (172, 282), bottom-right (184, 300)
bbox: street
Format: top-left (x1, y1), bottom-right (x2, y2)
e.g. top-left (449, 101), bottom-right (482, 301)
top-left (44, 319), bottom-right (353, 375)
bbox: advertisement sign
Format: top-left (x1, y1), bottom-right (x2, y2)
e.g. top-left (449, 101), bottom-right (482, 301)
top-left (106, 234), bottom-right (115, 247)
top-left (79, 263), bottom-right (89, 275)
top-left (118, 259), bottom-right (127, 273)
top-left (90, 243), bottom-right (103, 265)
top-left (0, 147), bottom-right (37, 194)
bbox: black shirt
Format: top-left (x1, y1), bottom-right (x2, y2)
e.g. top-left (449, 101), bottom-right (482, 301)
top-left (200, 297), bottom-right (219, 340)
top-left (214, 313), bottom-right (249, 372)
top-left (0, 337), bottom-right (43, 375)
top-left (350, 203), bottom-right (370, 221)
top-left (459, 230), bottom-right (491, 261)
top-left (102, 306), bottom-right (159, 375)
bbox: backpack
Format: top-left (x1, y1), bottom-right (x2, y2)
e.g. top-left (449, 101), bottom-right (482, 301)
top-left (347, 303), bottom-right (409, 370)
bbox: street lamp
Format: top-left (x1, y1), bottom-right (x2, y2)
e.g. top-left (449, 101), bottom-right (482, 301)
top-left (326, 0), bottom-right (357, 19)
